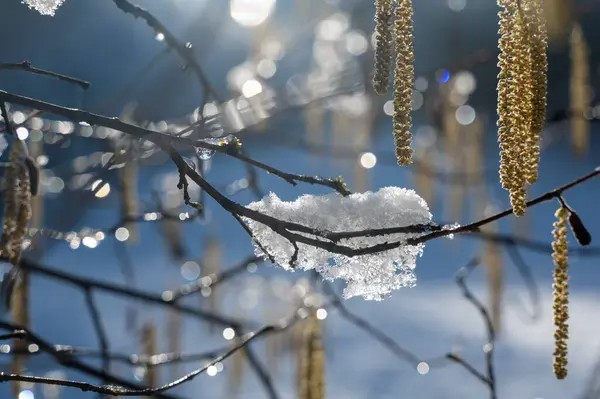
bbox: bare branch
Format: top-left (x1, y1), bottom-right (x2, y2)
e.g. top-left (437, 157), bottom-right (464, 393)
top-left (0, 61), bottom-right (90, 89)
top-left (20, 259), bottom-right (244, 328)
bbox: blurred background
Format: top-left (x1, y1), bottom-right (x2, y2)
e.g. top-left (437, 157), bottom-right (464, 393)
top-left (0, 0), bottom-right (599, 398)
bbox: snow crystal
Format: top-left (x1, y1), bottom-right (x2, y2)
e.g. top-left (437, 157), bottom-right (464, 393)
top-left (244, 187), bottom-right (433, 300)
top-left (21, 0), bottom-right (65, 16)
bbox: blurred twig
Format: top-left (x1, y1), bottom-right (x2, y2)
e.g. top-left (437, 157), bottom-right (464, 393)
top-left (449, 259), bottom-right (497, 399)
top-left (0, 61), bottom-right (90, 89)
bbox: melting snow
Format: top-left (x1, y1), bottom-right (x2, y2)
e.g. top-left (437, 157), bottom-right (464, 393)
top-left (245, 187), bottom-right (433, 300)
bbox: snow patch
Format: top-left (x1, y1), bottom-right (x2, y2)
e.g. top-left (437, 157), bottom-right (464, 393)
top-left (245, 187), bottom-right (433, 300)
top-left (21, 0), bottom-right (65, 16)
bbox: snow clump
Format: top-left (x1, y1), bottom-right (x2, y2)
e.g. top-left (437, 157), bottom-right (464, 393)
top-left (245, 187), bottom-right (434, 300)
top-left (21, 0), bottom-right (65, 16)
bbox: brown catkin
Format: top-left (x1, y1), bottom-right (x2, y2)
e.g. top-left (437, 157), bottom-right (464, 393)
top-left (392, 0), bottom-right (414, 165)
top-left (121, 157), bottom-right (139, 243)
top-left (496, 0), bottom-right (547, 216)
top-left (552, 206), bottom-right (569, 380)
top-left (523, 0), bottom-right (547, 184)
top-left (372, 0), bottom-right (394, 95)
top-left (0, 141), bottom-right (32, 398)
top-left (0, 141), bottom-right (32, 265)
top-left (298, 313), bottom-right (325, 399)
top-left (140, 323), bottom-right (158, 392)
top-left (569, 24), bottom-right (590, 156)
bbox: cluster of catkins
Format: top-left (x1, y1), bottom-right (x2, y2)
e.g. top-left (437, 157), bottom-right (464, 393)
top-left (497, 0), bottom-right (548, 216)
top-left (372, 0), bottom-right (414, 166)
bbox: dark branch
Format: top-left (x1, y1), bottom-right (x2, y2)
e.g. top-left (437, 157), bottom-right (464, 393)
top-left (0, 61), bottom-right (90, 89)
top-left (20, 259), bottom-right (244, 328)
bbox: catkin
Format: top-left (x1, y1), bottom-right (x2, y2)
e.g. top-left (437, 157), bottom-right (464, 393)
top-left (496, 0), bottom-right (547, 216)
top-left (298, 313), bottom-right (325, 399)
top-left (524, 0), bottom-right (547, 184)
top-left (552, 206), bottom-right (569, 380)
top-left (393, 0), bottom-right (414, 165)
top-left (373, 0), bottom-right (394, 95)
top-left (141, 323), bottom-right (158, 390)
top-left (569, 24), bottom-right (590, 156)
top-left (0, 142), bottom-right (32, 265)
top-left (121, 158), bottom-right (139, 242)
top-left (0, 141), bottom-right (32, 398)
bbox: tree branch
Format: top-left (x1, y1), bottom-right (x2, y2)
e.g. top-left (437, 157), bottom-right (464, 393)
top-left (0, 61), bottom-right (90, 89)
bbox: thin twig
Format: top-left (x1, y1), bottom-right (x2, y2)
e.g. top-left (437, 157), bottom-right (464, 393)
top-left (83, 289), bottom-right (111, 389)
top-left (453, 259), bottom-right (497, 399)
top-left (244, 344), bottom-right (280, 399)
top-left (0, 314), bottom-right (297, 396)
top-left (20, 259), bottom-right (244, 328)
top-left (0, 61), bottom-right (90, 89)
top-left (170, 256), bottom-right (261, 302)
top-left (323, 282), bottom-right (421, 366)
top-left (110, 0), bottom-right (219, 104)
top-left (0, 322), bottom-right (180, 399)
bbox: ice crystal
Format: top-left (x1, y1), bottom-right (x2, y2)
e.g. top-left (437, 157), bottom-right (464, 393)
top-left (21, 0), bottom-right (65, 16)
top-left (195, 134), bottom-right (240, 160)
top-left (245, 187), bottom-right (433, 300)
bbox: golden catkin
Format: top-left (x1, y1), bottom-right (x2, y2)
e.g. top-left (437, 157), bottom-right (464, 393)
top-left (298, 314), bottom-right (325, 399)
top-left (496, 0), bottom-right (547, 216)
top-left (0, 142), bottom-right (33, 398)
top-left (569, 24), bottom-right (590, 156)
top-left (552, 207), bottom-right (569, 380)
top-left (141, 323), bottom-right (158, 391)
top-left (0, 141), bottom-right (32, 265)
top-left (544, 0), bottom-right (573, 44)
top-left (372, 0), bottom-right (394, 95)
top-left (523, 0), bottom-right (547, 184)
top-left (121, 158), bottom-right (139, 242)
top-left (392, 0), bottom-right (414, 165)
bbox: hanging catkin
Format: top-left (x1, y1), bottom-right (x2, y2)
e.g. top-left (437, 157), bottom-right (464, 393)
top-left (393, 0), bottom-right (414, 165)
top-left (0, 141), bottom-right (32, 265)
top-left (121, 157), bottom-right (139, 243)
top-left (298, 313), bottom-right (325, 399)
top-left (141, 323), bottom-right (158, 391)
top-left (569, 24), bottom-right (589, 156)
top-left (552, 206), bottom-right (569, 380)
top-left (0, 141), bottom-right (33, 398)
top-left (524, 0), bottom-right (547, 184)
top-left (372, 0), bottom-right (394, 95)
top-left (496, 0), bottom-right (547, 216)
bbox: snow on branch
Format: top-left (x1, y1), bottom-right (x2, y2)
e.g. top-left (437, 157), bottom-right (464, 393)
top-left (245, 187), bottom-right (433, 300)
top-left (21, 0), bottom-right (65, 16)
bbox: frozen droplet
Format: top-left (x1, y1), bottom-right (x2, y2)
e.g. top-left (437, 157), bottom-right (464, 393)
top-left (195, 147), bottom-right (215, 161)
top-left (196, 135), bottom-right (240, 160)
